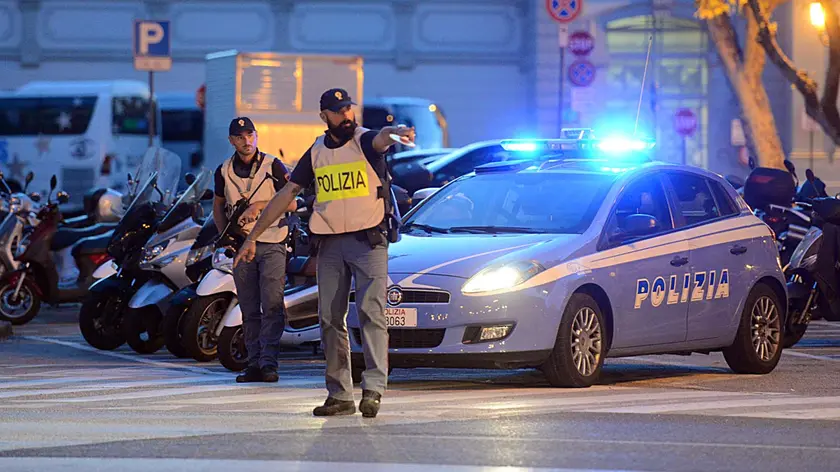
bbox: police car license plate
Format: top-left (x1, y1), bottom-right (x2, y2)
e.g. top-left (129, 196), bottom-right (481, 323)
top-left (385, 307), bottom-right (417, 327)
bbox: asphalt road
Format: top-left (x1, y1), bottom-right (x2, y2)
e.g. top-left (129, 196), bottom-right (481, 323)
top-left (1, 305), bottom-right (839, 472)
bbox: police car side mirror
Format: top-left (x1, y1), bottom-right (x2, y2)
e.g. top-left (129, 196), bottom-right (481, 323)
top-left (622, 214), bottom-right (659, 238)
top-left (412, 187), bottom-right (440, 203)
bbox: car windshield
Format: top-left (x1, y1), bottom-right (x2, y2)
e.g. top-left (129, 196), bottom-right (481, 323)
top-left (403, 172), bottom-right (617, 234)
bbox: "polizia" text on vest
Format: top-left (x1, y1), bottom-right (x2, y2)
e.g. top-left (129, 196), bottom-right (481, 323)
top-left (309, 127), bottom-right (385, 235)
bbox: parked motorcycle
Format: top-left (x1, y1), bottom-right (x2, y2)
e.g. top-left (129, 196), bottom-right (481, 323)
top-left (784, 197), bottom-right (840, 346)
top-left (215, 246), bottom-right (320, 371)
top-left (177, 170), bottom-right (281, 363)
top-left (78, 147), bottom-right (181, 350)
top-left (120, 169), bottom-right (215, 354)
top-left (211, 201), bottom-right (321, 371)
top-left (0, 174), bottom-right (118, 325)
top-left (161, 214), bottom-right (219, 358)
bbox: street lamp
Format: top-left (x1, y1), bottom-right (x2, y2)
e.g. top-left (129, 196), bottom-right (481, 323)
top-left (809, 2), bottom-right (829, 45)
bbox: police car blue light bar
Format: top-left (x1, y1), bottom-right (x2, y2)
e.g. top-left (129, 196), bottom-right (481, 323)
top-left (594, 136), bottom-right (655, 152)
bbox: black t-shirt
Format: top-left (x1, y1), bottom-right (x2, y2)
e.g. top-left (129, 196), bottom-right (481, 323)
top-left (290, 130), bottom-right (386, 188)
top-left (214, 149), bottom-right (290, 200)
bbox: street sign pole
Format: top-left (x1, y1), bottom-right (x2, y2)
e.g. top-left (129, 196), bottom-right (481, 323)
top-left (558, 26), bottom-right (567, 133)
top-left (148, 71), bottom-right (154, 147)
top-left (546, 0), bottom-right (583, 135)
top-left (133, 19), bottom-right (171, 148)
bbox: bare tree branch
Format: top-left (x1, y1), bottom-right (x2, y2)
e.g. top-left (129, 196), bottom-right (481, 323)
top-left (746, 0), bottom-right (840, 144)
top-left (821, 0), bottom-right (840, 134)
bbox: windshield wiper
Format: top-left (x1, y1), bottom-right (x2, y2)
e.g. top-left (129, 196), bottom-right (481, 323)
top-left (404, 223), bottom-right (450, 234)
top-left (448, 226), bottom-right (546, 234)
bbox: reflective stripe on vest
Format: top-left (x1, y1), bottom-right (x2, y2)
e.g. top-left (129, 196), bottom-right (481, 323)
top-left (222, 152), bottom-right (289, 243)
top-left (309, 127), bottom-right (385, 235)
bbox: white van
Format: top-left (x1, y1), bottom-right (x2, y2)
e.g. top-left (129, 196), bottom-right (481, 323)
top-left (0, 80), bottom-right (161, 207)
top-left (158, 92), bottom-right (203, 178)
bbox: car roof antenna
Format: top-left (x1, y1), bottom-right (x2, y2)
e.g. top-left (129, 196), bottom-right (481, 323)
top-left (634, 35), bottom-right (653, 137)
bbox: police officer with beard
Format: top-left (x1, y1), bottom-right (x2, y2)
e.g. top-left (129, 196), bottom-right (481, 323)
top-left (234, 88), bottom-right (414, 418)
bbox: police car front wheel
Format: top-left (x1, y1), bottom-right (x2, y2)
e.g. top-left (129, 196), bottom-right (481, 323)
top-left (722, 283), bottom-right (783, 375)
top-left (542, 293), bottom-right (607, 388)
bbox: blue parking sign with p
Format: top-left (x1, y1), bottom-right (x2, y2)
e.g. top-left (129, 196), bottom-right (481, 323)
top-left (133, 20), bottom-right (172, 71)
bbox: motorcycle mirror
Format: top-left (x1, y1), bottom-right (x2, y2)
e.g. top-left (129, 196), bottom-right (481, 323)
top-left (184, 173), bottom-right (196, 186)
top-left (56, 191), bottom-right (70, 204)
top-left (50, 175), bottom-right (57, 190)
top-left (25, 172), bottom-right (33, 184)
top-left (201, 189), bottom-right (214, 201)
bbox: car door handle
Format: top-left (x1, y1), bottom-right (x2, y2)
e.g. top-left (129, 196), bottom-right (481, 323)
top-left (670, 256), bottom-right (689, 267)
top-left (730, 245), bottom-right (748, 255)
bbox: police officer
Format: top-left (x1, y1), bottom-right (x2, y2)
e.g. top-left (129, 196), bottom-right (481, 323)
top-left (214, 116), bottom-right (297, 384)
top-left (234, 88), bottom-right (414, 418)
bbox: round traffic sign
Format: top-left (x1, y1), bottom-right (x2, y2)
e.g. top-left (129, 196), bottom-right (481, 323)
top-left (196, 84), bottom-right (206, 110)
top-left (568, 60), bottom-right (596, 87)
top-left (674, 108), bottom-right (697, 137)
top-left (546, 0), bottom-right (582, 23)
top-left (568, 31), bottom-right (594, 56)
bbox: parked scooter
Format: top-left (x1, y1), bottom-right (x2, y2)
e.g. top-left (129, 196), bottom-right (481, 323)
top-left (78, 147), bottom-right (182, 350)
top-left (177, 170), bottom-right (281, 362)
top-left (0, 176), bottom-right (115, 325)
top-left (784, 196), bottom-right (840, 346)
top-left (161, 214), bottom-right (219, 358)
top-left (0, 172), bottom-right (42, 279)
top-left (120, 169), bottom-right (215, 354)
top-left (215, 246), bottom-right (320, 371)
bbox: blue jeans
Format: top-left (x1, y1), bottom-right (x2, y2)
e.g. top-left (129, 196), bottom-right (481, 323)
top-left (232, 242), bottom-right (287, 370)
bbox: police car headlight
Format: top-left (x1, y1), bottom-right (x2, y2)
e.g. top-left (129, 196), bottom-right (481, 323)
top-left (212, 248), bottom-right (234, 274)
top-left (462, 261), bottom-right (545, 294)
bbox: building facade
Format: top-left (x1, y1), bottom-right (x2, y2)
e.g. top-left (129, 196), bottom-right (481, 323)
top-left (0, 0), bottom-right (835, 187)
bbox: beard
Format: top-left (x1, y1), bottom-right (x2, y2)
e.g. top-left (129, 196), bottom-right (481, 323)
top-left (328, 118), bottom-right (357, 141)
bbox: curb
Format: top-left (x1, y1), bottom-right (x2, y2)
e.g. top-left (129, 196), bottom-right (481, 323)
top-left (0, 321), bottom-right (12, 341)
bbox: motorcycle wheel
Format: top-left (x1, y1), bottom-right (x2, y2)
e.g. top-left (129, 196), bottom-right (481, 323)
top-left (122, 307), bottom-right (165, 354)
top-left (79, 292), bottom-right (125, 350)
top-left (181, 294), bottom-right (231, 362)
top-left (218, 326), bottom-right (248, 372)
top-left (0, 278), bottom-right (40, 325)
top-left (783, 297), bottom-right (810, 349)
top-left (162, 303), bottom-right (191, 358)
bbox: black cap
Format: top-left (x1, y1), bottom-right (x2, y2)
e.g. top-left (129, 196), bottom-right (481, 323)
top-left (320, 88), bottom-right (356, 112)
top-left (229, 117), bottom-right (256, 135)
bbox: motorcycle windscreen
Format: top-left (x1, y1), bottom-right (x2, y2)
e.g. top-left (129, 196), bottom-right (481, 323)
top-left (120, 147), bottom-right (183, 216)
top-left (158, 168), bottom-right (213, 232)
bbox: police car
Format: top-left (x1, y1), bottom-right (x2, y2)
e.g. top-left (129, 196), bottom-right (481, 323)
top-left (347, 130), bottom-right (788, 388)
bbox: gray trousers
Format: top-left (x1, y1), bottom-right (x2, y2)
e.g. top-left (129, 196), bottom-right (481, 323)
top-left (232, 242), bottom-right (287, 370)
top-left (317, 233), bottom-right (388, 401)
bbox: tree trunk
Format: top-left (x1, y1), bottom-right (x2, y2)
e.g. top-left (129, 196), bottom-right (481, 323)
top-left (705, 12), bottom-right (786, 169)
top-left (746, 0), bottom-right (840, 145)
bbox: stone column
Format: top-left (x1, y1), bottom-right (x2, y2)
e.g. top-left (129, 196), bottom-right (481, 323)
top-left (19, 0), bottom-right (41, 67)
top-left (271, 0), bottom-right (294, 52)
top-left (393, 0), bottom-right (415, 70)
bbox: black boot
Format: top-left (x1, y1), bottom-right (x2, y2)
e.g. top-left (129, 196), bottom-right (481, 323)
top-left (236, 366), bottom-right (262, 383)
top-left (261, 367), bottom-right (279, 383)
top-left (313, 397), bottom-right (356, 416)
top-left (359, 390), bottom-right (382, 418)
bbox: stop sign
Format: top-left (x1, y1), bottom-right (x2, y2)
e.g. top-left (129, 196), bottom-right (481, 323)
top-left (568, 31), bottom-right (594, 56)
top-left (674, 108), bottom-right (697, 137)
